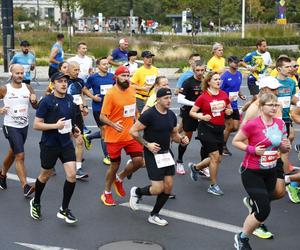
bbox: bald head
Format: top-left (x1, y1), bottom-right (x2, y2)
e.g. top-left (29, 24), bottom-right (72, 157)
top-left (10, 64), bottom-right (24, 84)
top-left (68, 61), bottom-right (80, 79)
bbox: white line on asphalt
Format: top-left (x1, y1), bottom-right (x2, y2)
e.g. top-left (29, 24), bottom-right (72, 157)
top-left (15, 242), bottom-right (76, 250)
top-left (7, 173), bottom-right (36, 183)
top-left (120, 202), bottom-right (242, 234)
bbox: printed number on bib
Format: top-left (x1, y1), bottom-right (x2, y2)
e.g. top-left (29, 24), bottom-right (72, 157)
top-left (210, 100), bottom-right (225, 117)
top-left (154, 152), bottom-right (175, 168)
top-left (260, 150), bottom-right (278, 169)
top-left (100, 84), bottom-right (113, 95)
top-left (58, 119), bottom-right (72, 134)
top-left (278, 96), bottom-right (291, 109)
top-left (229, 92), bottom-right (238, 101)
top-left (145, 75), bottom-right (156, 85)
top-left (72, 94), bottom-right (83, 105)
top-left (123, 104), bottom-right (136, 117)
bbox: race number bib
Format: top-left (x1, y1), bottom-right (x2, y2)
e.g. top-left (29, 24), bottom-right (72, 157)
top-left (278, 96), bottom-right (291, 109)
top-left (210, 100), bottom-right (226, 117)
top-left (123, 104), bottom-right (136, 117)
top-left (229, 92), bottom-right (238, 101)
top-left (58, 119), bottom-right (72, 134)
top-left (100, 84), bottom-right (113, 95)
top-left (145, 75), bottom-right (156, 85)
top-left (260, 150), bottom-right (278, 169)
top-left (72, 94), bottom-right (83, 105)
top-left (154, 151), bottom-right (175, 168)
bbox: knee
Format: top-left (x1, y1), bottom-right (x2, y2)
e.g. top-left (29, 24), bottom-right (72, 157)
top-left (151, 185), bottom-right (164, 195)
top-left (164, 183), bottom-right (173, 193)
top-left (15, 153), bottom-right (25, 161)
top-left (254, 200), bottom-right (271, 222)
top-left (66, 170), bottom-right (76, 182)
top-left (272, 184), bottom-right (285, 200)
top-left (39, 171), bottom-right (52, 182)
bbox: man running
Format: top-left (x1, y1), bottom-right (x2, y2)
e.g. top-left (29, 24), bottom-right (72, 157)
top-left (48, 33), bottom-right (65, 78)
top-left (0, 64), bottom-right (38, 197)
top-left (129, 88), bottom-right (189, 226)
top-left (107, 38), bottom-right (129, 73)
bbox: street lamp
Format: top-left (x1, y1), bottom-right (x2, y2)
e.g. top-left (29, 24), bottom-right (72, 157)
top-left (37, 0), bottom-right (40, 28)
top-left (241, 0), bottom-right (245, 38)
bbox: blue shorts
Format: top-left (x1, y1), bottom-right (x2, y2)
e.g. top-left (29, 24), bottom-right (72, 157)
top-left (2, 125), bottom-right (28, 154)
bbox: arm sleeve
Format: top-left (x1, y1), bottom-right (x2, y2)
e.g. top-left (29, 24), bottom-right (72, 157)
top-left (138, 109), bottom-right (152, 127)
top-left (130, 70), bottom-right (139, 85)
top-left (177, 93), bottom-right (195, 106)
top-left (243, 52), bottom-right (252, 63)
top-left (176, 74), bottom-right (186, 88)
top-left (207, 58), bottom-right (214, 71)
top-left (85, 76), bottom-right (93, 89)
top-left (194, 95), bottom-right (202, 108)
top-left (241, 120), bottom-right (253, 138)
top-left (101, 93), bottom-right (113, 116)
top-left (36, 98), bottom-right (48, 119)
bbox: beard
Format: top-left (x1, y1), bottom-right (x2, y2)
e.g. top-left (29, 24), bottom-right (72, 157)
top-left (118, 80), bottom-right (130, 89)
top-left (23, 50), bottom-right (29, 54)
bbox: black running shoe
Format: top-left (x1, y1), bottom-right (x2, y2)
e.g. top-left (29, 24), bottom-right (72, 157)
top-left (169, 193), bottom-right (176, 199)
top-left (0, 173), bottom-right (7, 190)
top-left (24, 184), bottom-right (35, 198)
top-left (30, 198), bottom-right (41, 220)
top-left (57, 208), bottom-right (78, 224)
top-left (234, 233), bottom-right (252, 250)
top-left (223, 146), bottom-right (232, 156)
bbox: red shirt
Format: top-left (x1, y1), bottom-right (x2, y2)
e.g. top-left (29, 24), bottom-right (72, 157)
top-left (194, 90), bottom-right (230, 125)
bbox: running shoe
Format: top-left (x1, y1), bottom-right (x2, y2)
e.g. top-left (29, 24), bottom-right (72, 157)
top-left (24, 184), bottom-right (35, 198)
top-left (113, 179), bottom-right (126, 197)
top-left (103, 156), bottom-right (111, 165)
top-left (0, 172), bottom-right (7, 190)
top-left (52, 167), bottom-right (56, 176)
top-left (188, 162), bottom-right (198, 181)
top-left (286, 184), bottom-right (300, 203)
top-left (243, 197), bottom-right (253, 214)
top-left (176, 162), bottom-right (186, 175)
top-left (83, 126), bottom-right (91, 134)
top-left (30, 198), bottom-right (41, 220)
top-left (76, 169), bottom-right (89, 180)
top-left (83, 134), bottom-right (92, 150)
top-left (295, 144), bottom-right (300, 160)
top-left (168, 193), bottom-right (176, 199)
top-left (148, 214), bottom-right (168, 226)
top-left (223, 146), bottom-right (232, 156)
top-left (129, 186), bottom-right (140, 211)
top-left (234, 233), bottom-right (252, 250)
top-left (101, 193), bottom-right (116, 206)
top-left (57, 208), bottom-right (78, 224)
top-left (199, 167), bottom-right (210, 178)
top-left (207, 184), bottom-right (224, 196)
top-left (253, 224), bottom-right (273, 239)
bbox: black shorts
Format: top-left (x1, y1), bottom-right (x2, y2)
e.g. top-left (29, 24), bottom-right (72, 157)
top-left (181, 107), bottom-right (198, 132)
top-left (40, 143), bottom-right (76, 169)
top-left (93, 111), bottom-right (105, 127)
top-left (2, 125), bottom-right (28, 154)
top-left (225, 109), bottom-right (240, 120)
top-left (196, 122), bottom-right (225, 155)
top-left (48, 66), bottom-right (58, 78)
top-left (144, 150), bottom-right (175, 181)
top-left (283, 117), bottom-right (292, 137)
top-left (247, 75), bottom-right (259, 96)
top-left (275, 158), bottom-right (284, 179)
top-left (23, 80), bottom-right (31, 85)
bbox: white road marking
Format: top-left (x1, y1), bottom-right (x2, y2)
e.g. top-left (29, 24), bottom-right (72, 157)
top-left (120, 202), bottom-right (242, 234)
top-left (14, 242), bottom-right (76, 250)
top-left (7, 173), bottom-right (35, 183)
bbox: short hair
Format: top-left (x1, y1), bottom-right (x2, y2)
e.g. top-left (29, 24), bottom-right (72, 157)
top-left (77, 42), bottom-right (87, 49)
top-left (128, 50), bottom-right (138, 59)
top-left (276, 56), bottom-right (291, 68)
top-left (189, 53), bottom-right (200, 60)
top-left (96, 57), bottom-right (107, 65)
top-left (259, 93), bottom-right (278, 107)
top-left (58, 61), bottom-right (68, 71)
top-left (57, 33), bottom-right (64, 40)
top-left (256, 39), bottom-right (266, 47)
top-left (194, 59), bottom-right (206, 67)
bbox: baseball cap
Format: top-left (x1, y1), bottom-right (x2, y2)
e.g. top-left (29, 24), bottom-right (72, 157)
top-left (228, 55), bottom-right (239, 63)
top-left (141, 51), bottom-right (155, 58)
top-left (114, 65), bottom-right (130, 76)
top-left (257, 76), bottom-right (282, 89)
top-left (156, 88), bottom-right (172, 98)
top-left (51, 72), bottom-right (69, 82)
top-left (119, 38), bottom-right (129, 44)
top-left (20, 40), bottom-right (30, 47)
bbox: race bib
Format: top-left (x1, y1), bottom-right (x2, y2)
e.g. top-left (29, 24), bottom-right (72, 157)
top-left (58, 119), bottom-right (72, 134)
top-left (210, 100), bottom-right (226, 117)
top-left (154, 151), bottom-right (175, 168)
top-left (260, 150), bottom-right (278, 169)
top-left (100, 84), bottom-right (113, 95)
top-left (123, 104), bottom-right (136, 117)
top-left (278, 96), bottom-right (291, 109)
top-left (229, 92), bottom-right (238, 101)
top-left (145, 75), bottom-right (156, 85)
top-left (72, 94), bottom-right (83, 105)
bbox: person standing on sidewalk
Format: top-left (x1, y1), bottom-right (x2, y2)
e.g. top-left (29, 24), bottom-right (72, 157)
top-left (0, 64), bottom-right (38, 197)
top-left (48, 33), bottom-right (64, 78)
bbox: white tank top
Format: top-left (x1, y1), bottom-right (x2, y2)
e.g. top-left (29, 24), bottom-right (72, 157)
top-left (3, 83), bottom-right (30, 128)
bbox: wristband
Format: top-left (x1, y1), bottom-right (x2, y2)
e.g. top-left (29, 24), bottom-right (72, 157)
top-left (246, 145), bottom-right (256, 155)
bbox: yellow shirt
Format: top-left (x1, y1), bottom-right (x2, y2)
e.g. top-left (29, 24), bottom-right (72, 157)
top-left (130, 65), bottom-right (158, 100)
top-left (270, 68), bottom-right (278, 77)
top-left (145, 92), bottom-right (157, 107)
top-left (297, 58), bottom-right (300, 74)
top-left (207, 56), bottom-right (225, 73)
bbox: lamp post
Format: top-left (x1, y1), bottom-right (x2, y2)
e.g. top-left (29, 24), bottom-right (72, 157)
top-left (37, 0), bottom-right (40, 28)
top-left (241, 0), bottom-right (245, 38)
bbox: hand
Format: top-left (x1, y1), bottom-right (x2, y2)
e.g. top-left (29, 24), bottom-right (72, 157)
top-left (72, 126), bottom-right (81, 138)
top-left (249, 66), bottom-right (257, 73)
top-left (280, 138), bottom-right (291, 153)
top-left (225, 108), bottom-right (233, 115)
top-left (200, 114), bottom-right (211, 122)
top-left (143, 85), bottom-right (152, 92)
top-left (30, 93), bottom-right (37, 104)
top-left (229, 96), bottom-right (236, 102)
top-left (81, 107), bottom-right (89, 116)
top-left (0, 106), bottom-right (9, 114)
top-left (146, 142), bottom-right (161, 154)
top-left (93, 94), bottom-right (102, 102)
top-left (56, 117), bottom-right (66, 130)
top-left (255, 145), bottom-right (266, 156)
top-left (239, 95), bottom-right (246, 101)
top-left (113, 120), bottom-right (124, 132)
top-left (180, 136), bottom-right (189, 146)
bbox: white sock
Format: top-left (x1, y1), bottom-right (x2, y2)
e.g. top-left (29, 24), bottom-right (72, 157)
top-left (116, 174), bottom-right (122, 182)
top-left (76, 162), bottom-right (82, 171)
top-left (285, 175), bottom-right (291, 184)
top-left (104, 190), bottom-right (112, 194)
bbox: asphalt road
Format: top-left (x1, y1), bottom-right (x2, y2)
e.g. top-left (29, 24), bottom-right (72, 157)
top-left (0, 79), bottom-right (299, 250)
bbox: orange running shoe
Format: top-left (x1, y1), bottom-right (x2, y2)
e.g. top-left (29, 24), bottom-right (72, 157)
top-left (101, 193), bottom-right (116, 206)
top-left (113, 179), bottom-right (126, 197)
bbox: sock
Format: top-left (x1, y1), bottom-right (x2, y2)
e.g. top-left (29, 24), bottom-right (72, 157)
top-left (34, 178), bottom-right (46, 204)
top-left (136, 185), bottom-right (151, 196)
top-left (87, 131), bottom-right (101, 141)
top-left (177, 144), bottom-right (187, 163)
top-left (104, 190), bottom-right (111, 194)
top-left (62, 180), bottom-right (76, 210)
top-left (76, 162), bottom-right (82, 171)
top-left (100, 139), bottom-right (108, 157)
top-left (291, 181), bottom-right (298, 188)
top-left (150, 192), bottom-right (169, 216)
top-left (284, 175), bottom-right (291, 184)
top-left (240, 232), bottom-right (249, 239)
top-left (116, 174), bottom-right (122, 182)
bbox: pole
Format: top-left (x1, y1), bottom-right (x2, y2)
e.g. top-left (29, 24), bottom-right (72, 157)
top-left (218, 0), bottom-right (221, 36)
top-left (242, 0), bottom-right (245, 39)
top-left (129, 0), bottom-right (133, 37)
top-left (37, 0), bottom-right (40, 28)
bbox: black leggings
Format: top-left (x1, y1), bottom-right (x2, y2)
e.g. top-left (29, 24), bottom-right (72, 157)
top-left (241, 166), bottom-right (277, 222)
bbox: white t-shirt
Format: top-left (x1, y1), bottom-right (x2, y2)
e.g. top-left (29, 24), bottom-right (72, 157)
top-left (257, 50), bottom-right (272, 66)
top-left (68, 55), bottom-right (93, 81)
top-left (124, 62), bottom-right (138, 76)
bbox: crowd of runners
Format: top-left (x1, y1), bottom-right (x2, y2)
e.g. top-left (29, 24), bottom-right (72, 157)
top-left (1, 33), bottom-right (300, 250)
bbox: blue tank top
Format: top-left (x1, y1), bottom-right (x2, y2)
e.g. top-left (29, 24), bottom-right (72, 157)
top-left (50, 42), bottom-right (64, 69)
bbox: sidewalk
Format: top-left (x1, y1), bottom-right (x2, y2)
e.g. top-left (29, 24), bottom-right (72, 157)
top-left (0, 65), bottom-right (180, 81)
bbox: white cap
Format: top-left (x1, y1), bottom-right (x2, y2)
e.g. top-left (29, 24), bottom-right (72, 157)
top-left (257, 76), bottom-right (282, 90)
top-left (119, 38), bottom-right (128, 44)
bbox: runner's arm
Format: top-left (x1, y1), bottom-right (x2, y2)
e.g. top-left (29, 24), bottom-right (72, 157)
top-left (171, 126), bottom-right (189, 145)
top-left (33, 117), bottom-right (65, 131)
top-left (26, 84), bottom-right (39, 109)
top-left (129, 120), bottom-right (148, 147)
top-left (49, 47), bottom-right (60, 64)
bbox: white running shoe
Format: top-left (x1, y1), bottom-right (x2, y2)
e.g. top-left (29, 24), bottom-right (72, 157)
top-left (176, 162), bottom-right (186, 175)
top-left (129, 186), bottom-right (140, 211)
top-left (148, 214), bottom-right (168, 226)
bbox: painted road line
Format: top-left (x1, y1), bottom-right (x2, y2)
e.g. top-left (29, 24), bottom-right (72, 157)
top-left (7, 173), bottom-right (36, 183)
top-left (120, 202), bottom-right (242, 234)
top-left (15, 242), bottom-right (76, 250)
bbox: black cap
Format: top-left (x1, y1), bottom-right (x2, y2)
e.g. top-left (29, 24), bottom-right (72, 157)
top-left (51, 72), bottom-right (69, 82)
top-left (228, 55), bottom-right (239, 63)
top-left (141, 50), bottom-right (155, 58)
top-left (128, 50), bottom-right (138, 58)
top-left (156, 88), bottom-right (172, 98)
top-left (20, 40), bottom-right (30, 47)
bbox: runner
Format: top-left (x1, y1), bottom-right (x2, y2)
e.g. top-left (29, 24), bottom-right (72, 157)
top-left (107, 38), bottom-right (129, 73)
top-left (0, 64), bottom-right (38, 197)
top-left (221, 56), bottom-right (245, 156)
top-left (176, 60), bottom-right (206, 175)
top-left (10, 40), bottom-right (36, 85)
top-left (131, 50), bottom-right (158, 113)
top-left (48, 33), bottom-right (64, 78)
top-left (100, 66), bottom-right (144, 206)
top-left (189, 71), bottom-right (232, 195)
top-left (207, 43), bottom-right (225, 74)
top-left (233, 93), bottom-right (290, 250)
top-left (129, 88), bottom-right (189, 226)
top-left (83, 57), bottom-right (114, 165)
top-left (124, 50), bottom-right (138, 76)
top-left (29, 72), bottom-right (80, 223)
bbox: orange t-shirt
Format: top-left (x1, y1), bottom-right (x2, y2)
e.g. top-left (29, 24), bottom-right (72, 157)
top-left (101, 85), bottom-right (136, 143)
